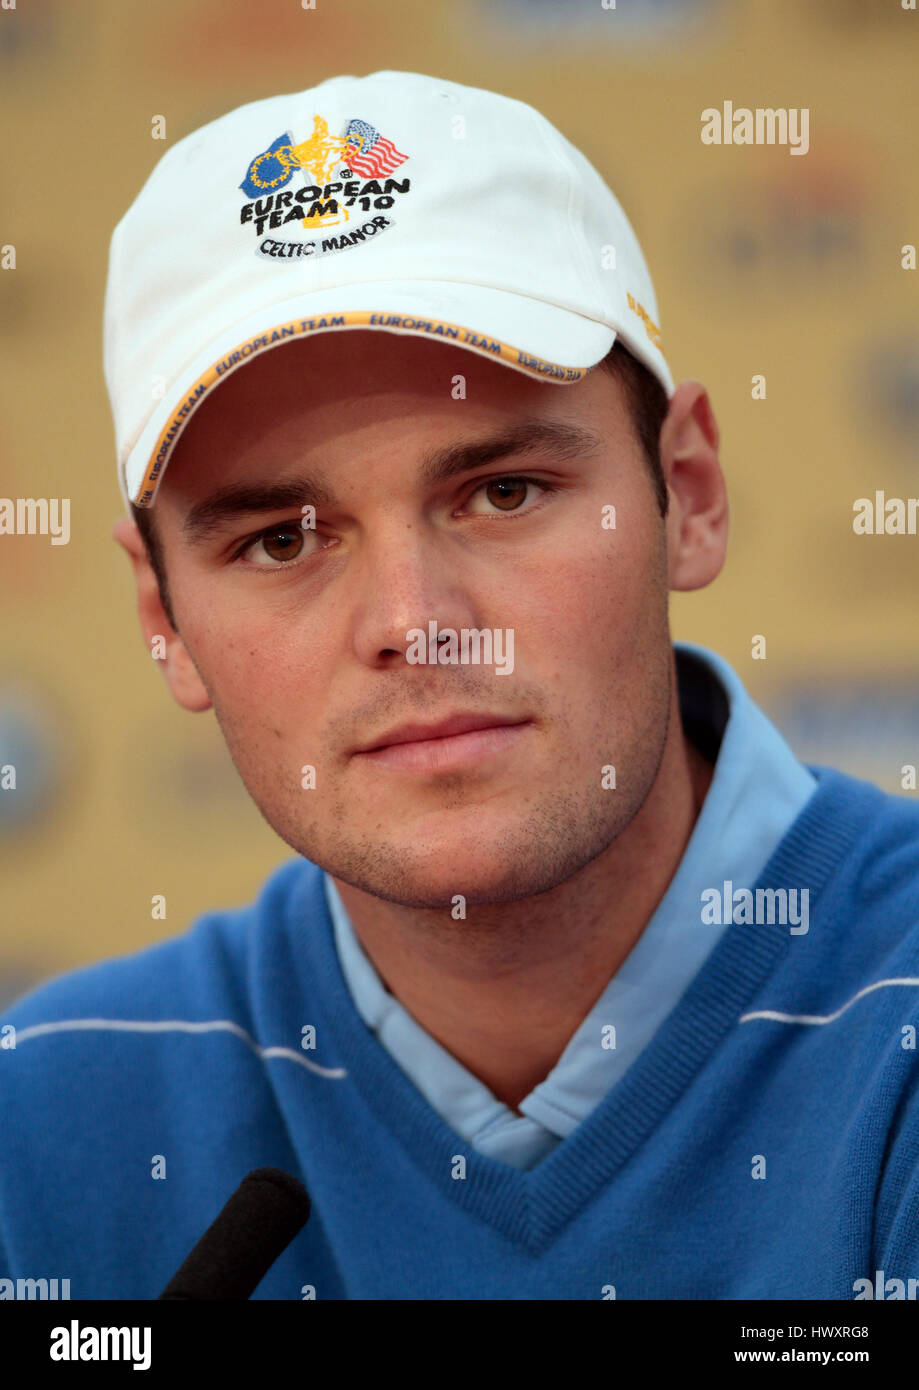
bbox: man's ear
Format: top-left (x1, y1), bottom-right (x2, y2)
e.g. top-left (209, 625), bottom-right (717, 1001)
top-left (659, 380), bottom-right (729, 593)
top-left (112, 516), bottom-right (212, 713)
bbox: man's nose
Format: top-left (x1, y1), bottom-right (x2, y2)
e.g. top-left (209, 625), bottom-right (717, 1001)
top-left (348, 522), bottom-right (483, 667)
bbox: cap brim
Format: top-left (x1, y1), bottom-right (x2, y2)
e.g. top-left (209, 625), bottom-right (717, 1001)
top-left (123, 279), bottom-right (632, 508)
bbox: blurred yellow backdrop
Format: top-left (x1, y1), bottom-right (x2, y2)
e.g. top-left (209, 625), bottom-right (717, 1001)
top-left (1, 0), bottom-right (917, 1000)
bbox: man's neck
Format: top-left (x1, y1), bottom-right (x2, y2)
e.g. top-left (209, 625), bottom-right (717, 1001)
top-left (332, 689), bottom-right (714, 1113)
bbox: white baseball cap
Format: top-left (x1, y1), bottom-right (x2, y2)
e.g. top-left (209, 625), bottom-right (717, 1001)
top-left (103, 69), bottom-right (675, 510)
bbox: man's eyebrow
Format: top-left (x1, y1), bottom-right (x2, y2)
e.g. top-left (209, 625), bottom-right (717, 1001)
top-left (183, 477), bottom-right (334, 544)
top-left (182, 417), bottom-right (603, 544)
top-left (420, 417), bottom-right (603, 486)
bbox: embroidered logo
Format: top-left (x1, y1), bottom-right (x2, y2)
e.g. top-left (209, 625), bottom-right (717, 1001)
top-left (238, 115), bottom-right (410, 262)
top-left (626, 291), bottom-right (663, 349)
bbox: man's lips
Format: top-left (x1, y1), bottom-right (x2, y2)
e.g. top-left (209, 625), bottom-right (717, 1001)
top-left (352, 713), bottom-right (533, 773)
top-left (355, 712), bottom-right (529, 754)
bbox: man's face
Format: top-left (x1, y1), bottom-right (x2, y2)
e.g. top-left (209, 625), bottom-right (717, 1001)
top-left (149, 330), bottom-right (675, 907)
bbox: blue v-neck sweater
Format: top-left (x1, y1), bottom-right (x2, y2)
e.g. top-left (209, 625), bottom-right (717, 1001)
top-left (2, 766), bottom-right (919, 1300)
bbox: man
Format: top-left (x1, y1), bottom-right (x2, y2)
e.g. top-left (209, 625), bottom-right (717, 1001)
top-left (2, 70), bottom-right (918, 1302)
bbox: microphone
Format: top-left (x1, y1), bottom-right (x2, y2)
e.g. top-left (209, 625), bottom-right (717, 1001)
top-left (158, 1166), bottom-right (311, 1300)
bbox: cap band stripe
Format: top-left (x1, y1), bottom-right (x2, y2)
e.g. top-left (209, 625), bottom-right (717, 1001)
top-left (131, 311), bottom-right (597, 507)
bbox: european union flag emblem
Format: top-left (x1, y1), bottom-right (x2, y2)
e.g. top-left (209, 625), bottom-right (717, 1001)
top-left (239, 133), bottom-right (294, 199)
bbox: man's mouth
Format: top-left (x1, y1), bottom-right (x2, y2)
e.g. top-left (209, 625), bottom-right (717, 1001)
top-left (353, 712), bottom-right (533, 773)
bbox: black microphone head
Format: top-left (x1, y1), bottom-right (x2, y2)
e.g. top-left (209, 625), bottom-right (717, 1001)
top-left (158, 1167), bottom-right (311, 1300)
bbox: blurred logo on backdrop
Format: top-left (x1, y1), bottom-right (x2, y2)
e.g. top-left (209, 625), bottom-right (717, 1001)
top-left (769, 681), bottom-right (919, 797)
top-left (149, 0), bottom-right (390, 76)
top-left (122, 713), bottom-right (275, 851)
top-left (678, 136), bottom-right (877, 300)
top-left (857, 331), bottom-right (919, 455)
top-left (0, 680), bottom-right (71, 839)
top-left (0, 0), bottom-right (59, 64)
top-left (470, 0), bottom-right (714, 40)
top-left (814, 0), bottom-right (909, 29)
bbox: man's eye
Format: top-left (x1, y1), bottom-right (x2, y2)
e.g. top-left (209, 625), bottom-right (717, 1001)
top-left (462, 476), bottom-right (551, 515)
top-left (238, 523), bottom-right (318, 566)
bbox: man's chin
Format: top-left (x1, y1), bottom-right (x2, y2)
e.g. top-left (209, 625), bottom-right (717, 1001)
top-left (319, 837), bottom-right (576, 911)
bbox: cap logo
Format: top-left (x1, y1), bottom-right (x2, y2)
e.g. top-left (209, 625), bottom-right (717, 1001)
top-left (626, 291), bottom-right (663, 349)
top-left (238, 114), bottom-right (410, 262)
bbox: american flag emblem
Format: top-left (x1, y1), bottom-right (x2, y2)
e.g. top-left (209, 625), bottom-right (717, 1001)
top-left (343, 118), bottom-right (408, 179)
